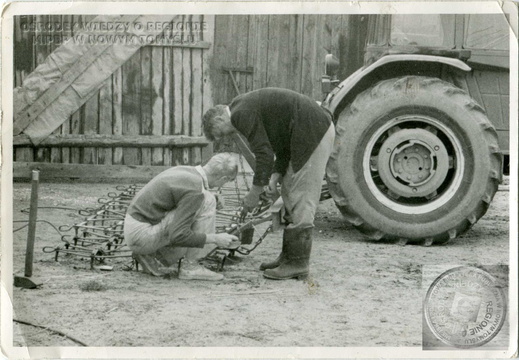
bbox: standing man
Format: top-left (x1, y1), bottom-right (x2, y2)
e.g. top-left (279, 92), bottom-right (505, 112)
top-left (202, 88), bottom-right (335, 280)
top-left (124, 153), bottom-right (239, 280)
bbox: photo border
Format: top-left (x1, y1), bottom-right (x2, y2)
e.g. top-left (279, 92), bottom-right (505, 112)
top-left (1, 1), bottom-right (517, 358)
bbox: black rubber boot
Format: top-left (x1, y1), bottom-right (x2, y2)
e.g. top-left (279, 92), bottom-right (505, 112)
top-left (263, 228), bottom-right (312, 280)
top-left (259, 230), bottom-right (289, 271)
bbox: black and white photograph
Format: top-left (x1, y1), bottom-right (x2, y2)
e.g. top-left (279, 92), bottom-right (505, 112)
top-left (1, 1), bottom-right (517, 358)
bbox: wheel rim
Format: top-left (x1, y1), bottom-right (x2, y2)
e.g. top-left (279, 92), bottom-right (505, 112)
top-left (363, 115), bottom-right (465, 214)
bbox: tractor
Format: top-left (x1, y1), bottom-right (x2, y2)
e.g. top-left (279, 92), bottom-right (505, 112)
top-left (320, 14), bottom-right (510, 244)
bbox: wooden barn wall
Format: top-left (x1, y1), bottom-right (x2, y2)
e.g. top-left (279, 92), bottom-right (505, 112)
top-left (13, 15), bottom-right (213, 167)
top-left (210, 14), bottom-right (368, 105)
top-left (13, 14), bottom-right (367, 166)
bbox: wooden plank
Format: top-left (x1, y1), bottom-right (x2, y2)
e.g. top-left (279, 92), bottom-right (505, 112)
top-left (152, 46), bottom-right (164, 165)
top-left (337, 15), bottom-right (349, 80)
top-left (34, 147), bottom-right (50, 162)
top-left (122, 50), bottom-right (141, 165)
top-left (288, 15), bottom-right (304, 93)
top-left (50, 129), bottom-right (62, 163)
top-left (33, 15), bottom-right (48, 67)
top-left (140, 46), bottom-right (153, 165)
top-left (60, 113), bottom-right (70, 163)
top-left (163, 46), bottom-right (173, 166)
top-left (191, 47), bottom-right (203, 165)
top-left (33, 15), bottom-right (50, 163)
top-left (14, 42), bottom-right (111, 135)
top-left (60, 14), bottom-right (75, 164)
top-left (313, 15), bottom-right (327, 100)
top-left (213, 15), bottom-right (231, 104)
top-left (69, 109), bottom-right (81, 163)
top-left (245, 15), bottom-right (256, 93)
top-left (147, 41), bottom-right (211, 49)
top-left (301, 15), bottom-right (317, 98)
top-left (50, 16), bottom-right (63, 163)
top-left (14, 147), bottom-right (34, 162)
top-left (172, 47), bottom-right (183, 135)
top-left (224, 15), bottom-right (239, 100)
top-left (252, 16), bottom-right (269, 91)
top-left (201, 15), bottom-right (215, 163)
top-left (112, 68), bottom-right (123, 165)
top-left (182, 29), bottom-right (192, 164)
top-left (192, 16), bottom-right (204, 165)
top-left (266, 15), bottom-right (281, 88)
top-left (171, 49), bottom-right (185, 163)
top-left (14, 18), bottom-right (35, 163)
top-left (14, 14), bottom-right (170, 136)
top-left (63, 15), bottom-right (83, 164)
top-left (235, 15), bottom-right (249, 95)
top-left (82, 92), bottom-right (99, 164)
top-left (14, 134), bottom-right (209, 147)
top-left (172, 149), bottom-right (184, 166)
top-left (98, 77), bottom-right (113, 165)
top-left (330, 15), bottom-right (343, 56)
top-left (13, 162), bottom-right (172, 181)
top-left (279, 16), bottom-right (291, 90)
top-left (183, 14), bottom-right (194, 136)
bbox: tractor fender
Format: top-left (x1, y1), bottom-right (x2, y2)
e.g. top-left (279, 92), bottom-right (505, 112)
top-left (323, 54), bottom-right (472, 114)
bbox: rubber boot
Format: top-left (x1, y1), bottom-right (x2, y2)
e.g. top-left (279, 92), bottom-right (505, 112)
top-left (263, 228), bottom-right (312, 280)
top-left (259, 230), bottom-right (289, 271)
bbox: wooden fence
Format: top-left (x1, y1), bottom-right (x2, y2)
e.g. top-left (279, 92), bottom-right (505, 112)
top-left (13, 14), bottom-right (368, 175)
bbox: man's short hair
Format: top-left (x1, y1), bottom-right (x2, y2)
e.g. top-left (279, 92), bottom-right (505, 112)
top-left (202, 105), bottom-right (228, 141)
top-left (205, 152), bottom-right (239, 179)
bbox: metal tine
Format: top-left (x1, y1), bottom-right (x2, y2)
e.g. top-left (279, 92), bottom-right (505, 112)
top-left (58, 224), bottom-right (75, 232)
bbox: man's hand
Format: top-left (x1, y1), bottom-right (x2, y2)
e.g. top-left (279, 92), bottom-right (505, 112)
top-left (240, 185), bottom-right (263, 221)
top-left (207, 233), bottom-right (239, 248)
top-left (266, 172), bottom-right (281, 200)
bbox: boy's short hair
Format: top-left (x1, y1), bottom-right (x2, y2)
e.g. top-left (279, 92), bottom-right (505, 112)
top-left (202, 105), bottom-right (228, 141)
top-left (205, 152), bottom-right (239, 179)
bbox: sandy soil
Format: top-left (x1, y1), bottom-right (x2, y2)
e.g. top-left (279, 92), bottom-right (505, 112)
top-left (9, 178), bottom-right (510, 347)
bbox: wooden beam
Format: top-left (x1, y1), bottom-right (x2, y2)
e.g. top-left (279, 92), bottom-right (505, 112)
top-left (147, 41), bottom-right (211, 49)
top-left (221, 66), bottom-right (254, 74)
top-left (13, 162), bottom-right (171, 181)
top-left (13, 14), bottom-right (141, 135)
top-left (13, 134), bottom-right (209, 148)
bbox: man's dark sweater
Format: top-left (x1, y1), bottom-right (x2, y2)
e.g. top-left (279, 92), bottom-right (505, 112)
top-left (229, 88), bottom-right (331, 186)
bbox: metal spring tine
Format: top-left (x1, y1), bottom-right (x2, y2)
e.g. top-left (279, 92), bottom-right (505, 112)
top-left (78, 208), bottom-right (97, 216)
top-left (69, 238), bottom-right (111, 247)
top-left (58, 224), bottom-right (75, 232)
top-left (61, 234), bottom-right (75, 243)
top-left (55, 248), bottom-right (95, 257)
top-left (74, 234), bottom-right (118, 242)
top-left (78, 229), bottom-right (113, 238)
top-left (84, 217), bottom-right (126, 223)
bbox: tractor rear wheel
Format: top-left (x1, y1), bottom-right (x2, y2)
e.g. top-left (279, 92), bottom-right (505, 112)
top-left (326, 76), bottom-right (502, 244)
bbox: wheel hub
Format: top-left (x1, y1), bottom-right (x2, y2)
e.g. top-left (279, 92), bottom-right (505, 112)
top-left (377, 128), bottom-right (449, 198)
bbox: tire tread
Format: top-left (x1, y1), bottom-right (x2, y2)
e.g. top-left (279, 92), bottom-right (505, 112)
top-left (327, 76), bottom-right (502, 245)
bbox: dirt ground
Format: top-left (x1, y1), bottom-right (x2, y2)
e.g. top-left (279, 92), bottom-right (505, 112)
top-left (9, 177), bottom-right (510, 348)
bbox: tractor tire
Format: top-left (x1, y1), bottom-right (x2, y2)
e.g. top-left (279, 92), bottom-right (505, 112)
top-left (326, 76), bottom-right (502, 245)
